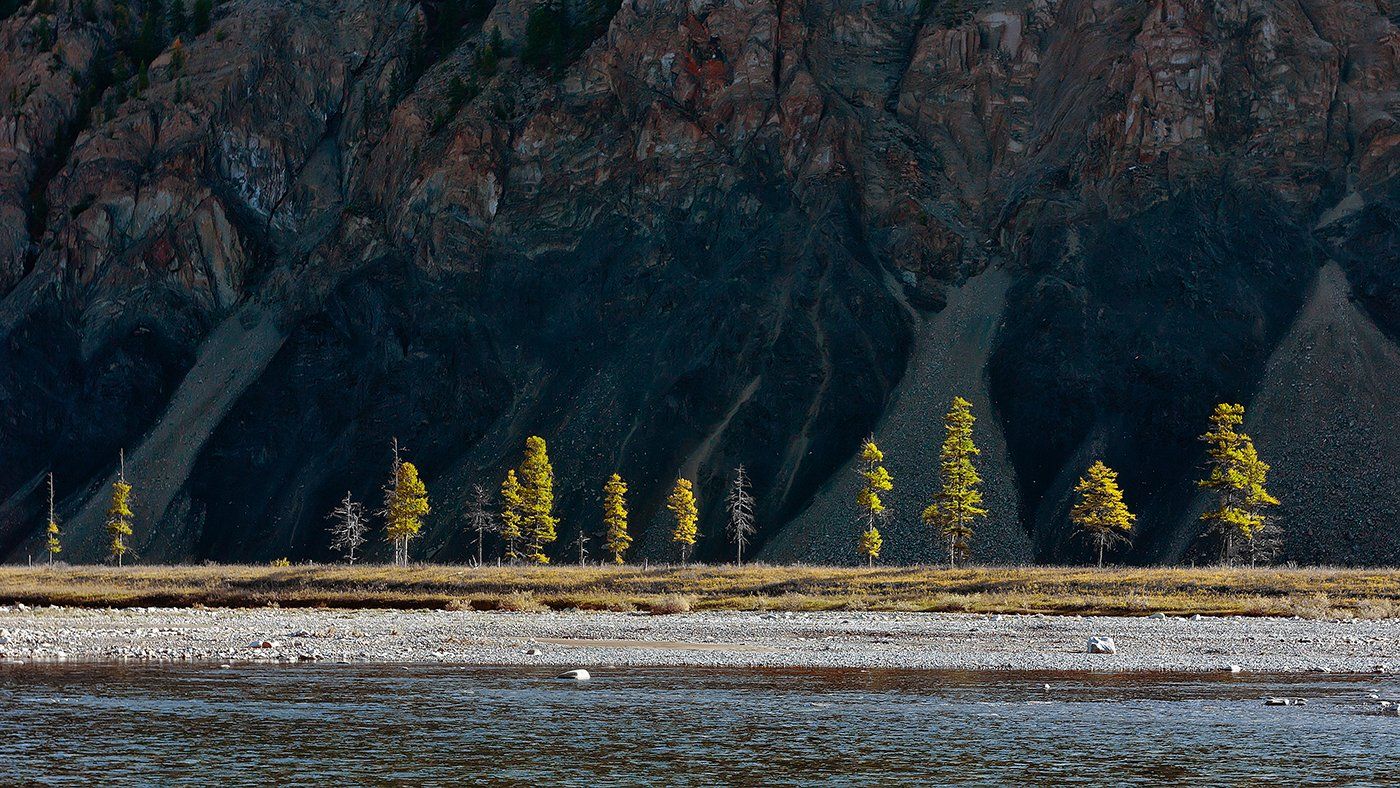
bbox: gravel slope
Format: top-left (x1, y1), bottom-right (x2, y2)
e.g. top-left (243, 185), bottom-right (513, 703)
top-left (1, 607), bottom-right (1396, 674)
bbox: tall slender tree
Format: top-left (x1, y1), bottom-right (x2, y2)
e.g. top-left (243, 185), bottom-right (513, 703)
top-left (571, 528), bottom-right (590, 565)
top-left (499, 469), bottom-right (524, 564)
top-left (922, 397), bottom-right (987, 567)
top-left (518, 436), bottom-right (558, 564)
top-left (1198, 403), bottom-right (1279, 565)
top-left (602, 473), bottom-right (630, 564)
top-left (327, 491), bottom-right (368, 564)
top-left (45, 472), bottom-right (60, 565)
top-left (855, 437), bottom-right (892, 566)
top-left (106, 450), bottom-right (134, 566)
top-left (667, 477), bottom-right (698, 565)
top-left (382, 439), bottom-right (430, 566)
top-left (463, 484), bottom-right (499, 567)
top-left (1070, 461), bottom-right (1136, 567)
top-left (725, 466), bottom-right (756, 566)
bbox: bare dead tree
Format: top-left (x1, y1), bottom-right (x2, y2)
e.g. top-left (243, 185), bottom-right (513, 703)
top-left (725, 465), bottom-right (756, 566)
top-left (572, 528), bottom-right (590, 565)
top-left (328, 491), bottom-right (369, 564)
top-left (463, 484), bottom-right (499, 567)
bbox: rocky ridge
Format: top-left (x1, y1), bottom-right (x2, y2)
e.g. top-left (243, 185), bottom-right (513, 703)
top-left (1, 0), bottom-right (1399, 564)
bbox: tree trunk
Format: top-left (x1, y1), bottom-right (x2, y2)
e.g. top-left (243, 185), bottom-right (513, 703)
top-left (1097, 536), bottom-right (1105, 569)
top-left (948, 535), bottom-right (956, 568)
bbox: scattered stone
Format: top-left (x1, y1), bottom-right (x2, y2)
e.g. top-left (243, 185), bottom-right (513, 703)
top-left (1190, 614), bottom-right (1204, 621)
top-left (1148, 613), bottom-right (1167, 620)
top-left (558, 669), bottom-right (590, 681)
top-left (1264, 697), bottom-right (1307, 706)
top-left (1229, 665), bottom-right (1244, 673)
top-left (1087, 636), bottom-right (1117, 654)
top-left (524, 647), bottom-right (543, 656)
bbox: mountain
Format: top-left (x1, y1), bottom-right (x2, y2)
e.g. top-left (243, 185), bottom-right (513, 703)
top-left (2, 0), bottom-right (1399, 565)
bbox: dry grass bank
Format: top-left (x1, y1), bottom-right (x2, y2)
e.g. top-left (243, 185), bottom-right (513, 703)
top-left (0, 564), bottom-right (1398, 618)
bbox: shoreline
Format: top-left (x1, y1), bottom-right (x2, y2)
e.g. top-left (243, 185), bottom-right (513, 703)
top-left (2, 606), bottom-right (1397, 674)
top-left (2, 564), bottom-right (1398, 619)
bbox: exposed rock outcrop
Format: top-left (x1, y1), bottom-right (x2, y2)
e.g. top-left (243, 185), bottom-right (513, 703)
top-left (1, 0), bottom-right (1399, 564)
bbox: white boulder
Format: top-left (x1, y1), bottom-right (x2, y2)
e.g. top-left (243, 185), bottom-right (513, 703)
top-left (558, 669), bottom-right (590, 681)
top-left (1087, 636), bottom-right (1117, 654)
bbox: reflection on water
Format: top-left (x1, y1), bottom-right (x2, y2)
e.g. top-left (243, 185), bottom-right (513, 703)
top-left (0, 664), bottom-right (1395, 785)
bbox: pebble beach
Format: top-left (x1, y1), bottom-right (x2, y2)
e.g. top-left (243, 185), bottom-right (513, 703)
top-left (1, 606), bottom-right (1397, 673)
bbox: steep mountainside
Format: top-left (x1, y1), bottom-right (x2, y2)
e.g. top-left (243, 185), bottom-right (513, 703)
top-left (1, 0), bottom-right (1399, 564)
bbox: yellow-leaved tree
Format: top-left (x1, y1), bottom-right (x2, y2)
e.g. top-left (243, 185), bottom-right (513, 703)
top-left (922, 397), bottom-right (986, 567)
top-left (855, 437), bottom-right (892, 566)
top-left (518, 436), bottom-right (558, 564)
top-left (1198, 403), bottom-right (1280, 565)
top-left (499, 469), bottom-right (524, 564)
top-left (858, 524), bottom-right (883, 564)
top-left (383, 439), bottom-right (430, 567)
top-left (602, 473), bottom-right (630, 564)
top-left (45, 472), bottom-right (61, 565)
top-left (1070, 460), bottom-right (1136, 567)
top-left (667, 477), bottom-right (698, 564)
top-left (106, 450), bottom-right (134, 566)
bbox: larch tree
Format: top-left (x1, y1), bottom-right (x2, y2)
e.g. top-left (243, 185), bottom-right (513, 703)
top-left (1070, 461), bottom-right (1136, 568)
top-left (1198, 404), bottom-right (1280, 565)
top-left (382, 439), bottom-right (430, 567)
top-left (45, 472), bottom-right (60, 565)
top-left (725, 465), bottom-right (756, 566)
top-left (667, 477), bottom-right (699, 565)
top-left (500, 469), bottom-right (524, 564)
top-left (518, 436), bottom-right (558, 564)
top-left (571, 528), bottom-right (590, 565)
top-left (106, 449), bottom-right (134, 566)
top-left (328, 491), bottom-right (368, 564)
top-left (602, 473), bottom-right (631, 564)
top-left (855, 437), bottom-right (892, 566)
top-left (859, 525), bottom-right (883, 565)
top-left (922, 397), bottom-right (987, 567)
top-left (463, 484), bottom-right (499, 567)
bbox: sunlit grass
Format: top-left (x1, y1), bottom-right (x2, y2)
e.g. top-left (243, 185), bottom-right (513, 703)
top-left (0, 564), bottom-right (1396, 617)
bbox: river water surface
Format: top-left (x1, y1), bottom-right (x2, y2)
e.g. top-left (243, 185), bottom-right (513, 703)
top-left (0, 664), bottom-right (1395, 785)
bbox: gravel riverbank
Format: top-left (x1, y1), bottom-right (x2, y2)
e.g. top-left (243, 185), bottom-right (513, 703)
top-left (1, 606), bottom-right (1397, 673)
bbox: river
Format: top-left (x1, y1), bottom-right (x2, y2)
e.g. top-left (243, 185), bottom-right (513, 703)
top-left (1, 664), bottom-right (1394, 784)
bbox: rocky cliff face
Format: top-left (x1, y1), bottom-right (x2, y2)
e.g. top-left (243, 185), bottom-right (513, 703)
top-left (1, 0), bottom-right (1398, 565)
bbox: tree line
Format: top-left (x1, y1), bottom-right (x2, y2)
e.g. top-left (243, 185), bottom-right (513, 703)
top-left (37, 400), bottom-right (1276, 568)
top-left (853, 398), bottom-right (1279, 568)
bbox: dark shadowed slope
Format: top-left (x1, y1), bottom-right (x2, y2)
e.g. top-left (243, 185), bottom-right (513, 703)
top-left (2, 0), bottom-right (1400, 564)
